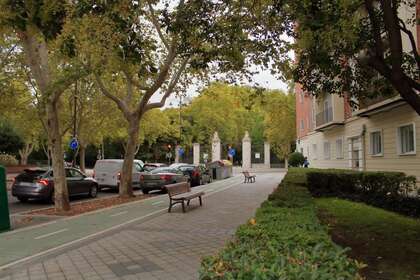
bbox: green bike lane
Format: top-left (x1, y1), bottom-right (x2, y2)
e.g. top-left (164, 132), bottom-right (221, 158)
top-left (0, 175), bottom-right (243, 271)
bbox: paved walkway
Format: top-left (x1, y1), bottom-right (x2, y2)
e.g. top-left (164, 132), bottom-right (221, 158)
top-left (0, 172), bottom-right (285, 280)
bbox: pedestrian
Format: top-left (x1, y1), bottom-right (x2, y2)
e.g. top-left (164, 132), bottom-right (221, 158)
top-left (303, 157), bottom-right (309, 168)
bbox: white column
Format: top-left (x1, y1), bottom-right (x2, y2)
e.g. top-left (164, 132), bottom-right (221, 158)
top-left (348, 140), bottom-right (353, 168)
top-left (212, 132), bottom-right (221, 162)
top-left (193, 143), bottom-right (200, 165)
top-left (264, 142), bottom-right (270, 168)
top-left (175, 145), bottom-right (180, 163)
top-left (242, 131), bottom-right (251, 170)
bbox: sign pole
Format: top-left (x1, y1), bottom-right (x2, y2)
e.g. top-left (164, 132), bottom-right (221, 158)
top-left (0, 165), bottom-right (11, 232)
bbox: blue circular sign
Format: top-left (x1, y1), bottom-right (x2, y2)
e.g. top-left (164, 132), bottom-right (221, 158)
top-left (178, 147), bottom-right (185, 156)
top-left (69, 138), bottom-right (79, 150)
top-left (228, 148), bottom-right (236, 157)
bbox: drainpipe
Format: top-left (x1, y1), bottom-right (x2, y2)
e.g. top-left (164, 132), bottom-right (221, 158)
top-left (360, 124), bottom-right (367, 171)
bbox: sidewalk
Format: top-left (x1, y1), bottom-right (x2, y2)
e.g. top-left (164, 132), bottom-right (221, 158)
top-left (0, 172), bottom-right (285, 280)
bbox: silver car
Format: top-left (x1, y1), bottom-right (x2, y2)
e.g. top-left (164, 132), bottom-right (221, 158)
top-left (140, 167), bottom-right (188, 194)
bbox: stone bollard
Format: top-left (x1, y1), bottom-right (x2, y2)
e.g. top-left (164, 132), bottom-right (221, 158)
top-left (0, 165), bottom-right (11, 232)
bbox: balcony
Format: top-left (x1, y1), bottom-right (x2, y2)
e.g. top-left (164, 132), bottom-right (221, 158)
top-left (316, 107), bottom-right (333, 127)
top-left (355, 94), bottom-right (406, 117)
top-left (315, 96), bottom-right (344, 131)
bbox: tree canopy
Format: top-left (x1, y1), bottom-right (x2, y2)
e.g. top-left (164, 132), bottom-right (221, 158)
top-left (249, 0), bottom-right (419, 113)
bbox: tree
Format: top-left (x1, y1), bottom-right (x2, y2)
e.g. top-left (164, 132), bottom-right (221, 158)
top-left (252, 0), bottom-right (419, 113)
top-left (1, 2), bottom-right (87, 211)
top-left (68, 1), bottom-right (260, 197)
top-left (0, 119), bottom-right (24, 155)
top-left (262, 90), bottom-right (296, 161)
top-left (183, 83), bottom-right (265, 147)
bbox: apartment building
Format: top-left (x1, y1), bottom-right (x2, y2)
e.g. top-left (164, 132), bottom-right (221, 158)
top-left (295, 3), bottom-right (420, 182)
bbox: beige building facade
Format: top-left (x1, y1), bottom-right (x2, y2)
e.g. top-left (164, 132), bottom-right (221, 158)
top-left (297, 96), bottom-right (420, 182)
top-left (295, 2), bottom-right (420, 183)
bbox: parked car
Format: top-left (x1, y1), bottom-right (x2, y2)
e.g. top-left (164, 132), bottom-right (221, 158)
top-left (93, 159), bottom-right (145, 190)
top-left (11, 168), bottom-right (98, 202)
top-left (178, 164), bottom-right (212, 187)
top-left (143, 163), bottom-right (168, 172)
top-left (169, 163), bottom-right (189, 169)
top-left (140, 167), bottom-right (188, 194)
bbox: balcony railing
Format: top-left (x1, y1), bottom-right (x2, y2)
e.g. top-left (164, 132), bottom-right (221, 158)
top-left (316, 107), bottom-right (333, 127)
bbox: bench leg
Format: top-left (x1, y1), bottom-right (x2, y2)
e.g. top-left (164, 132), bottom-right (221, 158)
top-left (187, 200), bottom-right (190, 206)
top-left (168, 199), bottom-right (173, 213)
top-left (199, 196), bottom-right (202, 206)
top-left (182, 200), bottom-right (186, 213)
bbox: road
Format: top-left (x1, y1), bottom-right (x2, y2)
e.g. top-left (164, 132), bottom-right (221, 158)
top-left (7, 188), bottom-right (148, 215)
top-left (0, 171), bottom-right (285, 279)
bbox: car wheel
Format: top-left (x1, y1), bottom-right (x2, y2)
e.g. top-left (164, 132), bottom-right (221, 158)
top-left (89, 185), bottom-right (98, 198)
top-left (142, 189), bottom-right (149, 194)
top-left (17, 197), bottom-right (28, 203)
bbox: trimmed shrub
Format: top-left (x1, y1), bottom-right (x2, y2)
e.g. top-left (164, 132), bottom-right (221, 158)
top-left (288, 152), bottom-right (305, 167)
top-left (0, 153), bottom-right (18, 166)
top-left (306, 169), bottom-right (419, 217)
top-left (200, 170), bottom-right (361, 279)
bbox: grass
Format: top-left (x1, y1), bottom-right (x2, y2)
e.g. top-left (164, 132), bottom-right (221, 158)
top-left (316, 198), bottom-right (420, 280)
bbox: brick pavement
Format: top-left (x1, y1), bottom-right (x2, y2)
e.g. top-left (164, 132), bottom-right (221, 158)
top-left (0, 172), bottom-right (284, 280)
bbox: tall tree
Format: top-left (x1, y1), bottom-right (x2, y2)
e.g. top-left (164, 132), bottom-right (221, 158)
top-left (262, 90), bottom-right (296, 161)
top-left (250, 0), bottom-right (419, 113)
top-left (1, 2), bottom-right (86, 211)
top-left (69, 1), bottom-right (264, 197)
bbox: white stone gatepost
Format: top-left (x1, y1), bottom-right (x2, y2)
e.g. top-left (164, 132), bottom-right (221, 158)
top-left (193, 143), bottom-right (200, 165)
top-left (212, 132), bottom-right (221, 162)
top-left (175, 145), bottom-right (180, 163)
top-left (264, 142), bottom-right (271, 168)
top-left (242, 131), bottom-right (251, 170)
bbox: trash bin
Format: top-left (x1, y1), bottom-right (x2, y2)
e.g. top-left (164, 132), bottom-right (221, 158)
top-left (0, 165), bottom-right (11, 232)
top-left (207, 160), bottom-right (233, 180)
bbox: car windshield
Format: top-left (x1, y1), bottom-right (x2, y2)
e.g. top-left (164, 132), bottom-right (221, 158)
top-left (150, 167), bottom-right (178, 174)
top-left (179, 166), bottom-right (195, 171)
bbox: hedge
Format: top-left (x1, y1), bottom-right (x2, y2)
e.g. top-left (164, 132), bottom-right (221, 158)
top-left (305, 169), bottom-right (419, 217)
top-left (199, 169), bottom-right (361, 279)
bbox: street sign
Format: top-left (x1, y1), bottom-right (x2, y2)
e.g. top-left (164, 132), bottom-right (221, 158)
top-left (69, 137), bottom-right (79, 150)
top-left (178, 147), bottom-right (184, 156)
top-left (228, 148), bottom-right (236, 157)
top-left (166, 152), bottom-right (173, 159)
top-left (0, 165), bottom-right (11, 232)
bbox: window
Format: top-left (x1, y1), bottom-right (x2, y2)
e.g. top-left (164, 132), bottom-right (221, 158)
top-left (370, 130), bottom-right (383, 156)
top-left (398, 124), bottom-right (416, 155)
top-left (336, 138), bottom-right (344, 159)
top-left (312, 144), bottom-right (317, 159)
top-left (323, 142), bottom-right (331, 159)
top-left (300, 120), bottom-right (304, 131)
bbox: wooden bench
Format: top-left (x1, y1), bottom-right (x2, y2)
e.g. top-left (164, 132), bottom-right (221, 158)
top-left (165, 182), bottom-right (205, 213)
top-left (242, 171), bottom-right (256, 183)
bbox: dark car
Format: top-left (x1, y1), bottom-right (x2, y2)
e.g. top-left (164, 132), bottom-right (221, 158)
top-left (12, 168), bottom-right (99, 203)
top-left (140, 167), bottom-right (188, 194)
top-left (143, 163), bottom-right (168, 172)
top-left (178, 164), bottom-right (212, 187)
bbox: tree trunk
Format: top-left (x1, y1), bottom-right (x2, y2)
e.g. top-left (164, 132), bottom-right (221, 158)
top-left (19, 143), bottom-right (34, 165)
top-left (47, 101), bottom-right (70, 212)
top-left (79, 144), bottom-right (86, 173)
top-left (120, 118), bottom-right (139, 198)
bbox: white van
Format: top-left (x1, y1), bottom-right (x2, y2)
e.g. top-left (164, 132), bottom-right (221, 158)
top-left (93, 159), bottom-right (145, 190)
